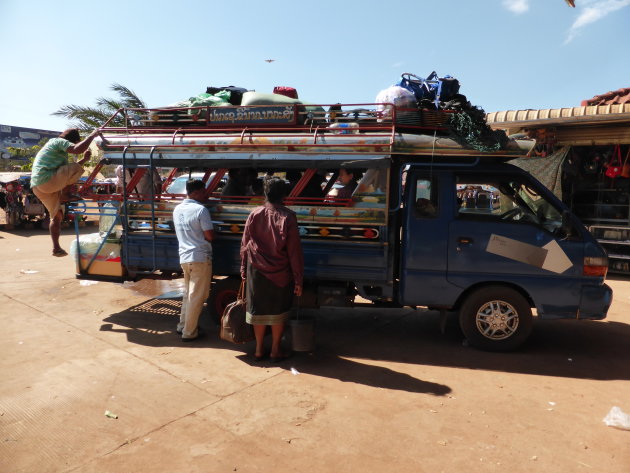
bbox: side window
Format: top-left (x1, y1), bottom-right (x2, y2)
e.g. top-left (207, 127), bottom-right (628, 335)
top-left (456, 182), bottom-right (502, 217)
top-left (455, 176), bottom-right (565, 233)
top-left (414, 178), bottom-right (438, 218)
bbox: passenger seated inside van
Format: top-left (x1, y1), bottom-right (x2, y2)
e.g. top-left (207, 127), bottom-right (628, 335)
top-left (326, 168), bottom-right (362, 200)
top-left (357, 168), bottom-right (387, 194)
top-left (251, 170), bottom-right (268, 196)
top-left (221, 168), bottom-right (254, 197)
top-left (415, 198), bottom-right (437, 217)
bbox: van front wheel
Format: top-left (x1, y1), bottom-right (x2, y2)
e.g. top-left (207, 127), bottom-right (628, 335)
top-left (459, 286), bottom-right (532, 352)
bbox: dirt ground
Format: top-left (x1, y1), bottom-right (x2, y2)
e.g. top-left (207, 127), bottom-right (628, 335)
top-left (1, 222), bottom-right (630, 473)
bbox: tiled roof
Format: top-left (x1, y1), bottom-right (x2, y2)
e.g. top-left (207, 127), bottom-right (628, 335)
top-left (582, 88), bottom-right (630, 106)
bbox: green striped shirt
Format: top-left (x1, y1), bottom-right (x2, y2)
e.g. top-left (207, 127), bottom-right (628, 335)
top-left (31, 138), bottom-right (73, 187)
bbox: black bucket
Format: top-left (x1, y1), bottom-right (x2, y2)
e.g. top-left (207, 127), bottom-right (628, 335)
top-left (289, 316), bottom-right (316, 352)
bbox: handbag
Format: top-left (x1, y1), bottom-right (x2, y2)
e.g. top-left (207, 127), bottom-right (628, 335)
top-left (220, 281), bottom-right (255, 344)
top-left (397, 72), bottom-right (460, 108)
top-left (621, 148), bottom-right (630, 178)
top-left (397, 72), bottom-right (440, 106)
top-left (605, 145), bottom-right (622, 179)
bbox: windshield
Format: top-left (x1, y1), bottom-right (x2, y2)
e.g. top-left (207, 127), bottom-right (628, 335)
top-left (513, 181), bottom-right (563, 224)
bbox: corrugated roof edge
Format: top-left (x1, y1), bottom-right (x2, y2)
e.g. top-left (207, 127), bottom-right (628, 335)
top-left (486, 104), bottom-right (630, 128)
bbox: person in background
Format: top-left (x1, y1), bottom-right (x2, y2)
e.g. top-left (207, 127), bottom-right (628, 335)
top-left (173, 179), bottom-right (214, 341)
top-left (31, 128), bottom-right (99, 257)
top-left (240, 177), bottom-right (304, 362)
top-left (250, 170), bottom-right (275, 197)
top-left (115, 165), bottom-right (162, 199)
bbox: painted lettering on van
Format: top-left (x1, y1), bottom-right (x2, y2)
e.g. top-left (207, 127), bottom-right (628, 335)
top-left (208, 106), bottom-right (294, 125)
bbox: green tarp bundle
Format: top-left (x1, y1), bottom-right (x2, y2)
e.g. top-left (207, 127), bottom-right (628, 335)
top-left (509, 147), bottom-right (569, 200)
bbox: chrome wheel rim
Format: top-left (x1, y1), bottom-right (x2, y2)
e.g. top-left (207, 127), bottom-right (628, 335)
top-left (475, 300), bottom-right (519, 340)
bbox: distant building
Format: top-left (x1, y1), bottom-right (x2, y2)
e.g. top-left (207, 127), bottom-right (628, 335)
top-left (0, 124), bottom-right (61, 160)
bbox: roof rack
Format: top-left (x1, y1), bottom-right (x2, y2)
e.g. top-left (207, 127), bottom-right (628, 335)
top-left (99, 102), bottom-right (451, 134)
top-left (94, 103), bottom-right (461, 158)
top-left (94, 103), bottom-right (533, 161)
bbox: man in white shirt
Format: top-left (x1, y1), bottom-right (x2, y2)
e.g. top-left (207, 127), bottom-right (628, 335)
top-left (173, 179), bottom-right (214, 341)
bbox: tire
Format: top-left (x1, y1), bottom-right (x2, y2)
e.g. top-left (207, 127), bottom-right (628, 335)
top-left (459, 286), bottom-right (532, 352)
top-left (207, 277), bottom-right (241, 324)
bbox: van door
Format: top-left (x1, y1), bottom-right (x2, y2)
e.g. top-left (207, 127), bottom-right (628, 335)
top-left (447, 171), bottom-right (584, 317)
top-left (399, 170), bottom-right (461, 306)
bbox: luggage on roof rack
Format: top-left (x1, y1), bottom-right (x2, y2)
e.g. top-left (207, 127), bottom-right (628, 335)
top-left (99, 102), bottom-right (455, 135)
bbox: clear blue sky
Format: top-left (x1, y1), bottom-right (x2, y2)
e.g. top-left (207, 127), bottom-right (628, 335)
top-left (1, 0), bottom-right (629, 132)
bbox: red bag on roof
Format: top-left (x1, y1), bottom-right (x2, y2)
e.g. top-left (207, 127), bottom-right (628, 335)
top-left (273, 86), bottom-right (298, 99)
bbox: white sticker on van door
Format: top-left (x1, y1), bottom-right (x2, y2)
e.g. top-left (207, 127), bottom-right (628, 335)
top-left (540, 239), bottom-right (573, 273)
top-left (486, 234), bottom-right (573, 274)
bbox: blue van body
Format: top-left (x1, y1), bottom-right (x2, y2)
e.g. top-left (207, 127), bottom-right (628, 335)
top-left (112, 158), bottom-right (612, 352)
top-left (74, 110), bottom-right (612, 350)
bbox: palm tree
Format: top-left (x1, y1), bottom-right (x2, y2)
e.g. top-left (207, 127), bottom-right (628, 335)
top-left (52, 83), bottom-right (147, 131)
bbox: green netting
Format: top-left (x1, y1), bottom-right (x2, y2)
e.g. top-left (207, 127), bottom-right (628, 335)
top-left (509, 147), bottom-right (569, 200)
top-left (447, 109), bottom-right (509, 152)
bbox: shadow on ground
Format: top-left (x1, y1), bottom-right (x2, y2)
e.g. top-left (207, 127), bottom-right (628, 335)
top-left (101, 295), bottom-right (630, 389)
top-left (0, 221), bottom-right (97, 237)
top-left (100, 297), bottom-right (451, 395)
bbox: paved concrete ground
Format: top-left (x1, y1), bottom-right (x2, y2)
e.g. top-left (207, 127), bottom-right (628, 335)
top-left (1, 225), bottom-right (630, 473)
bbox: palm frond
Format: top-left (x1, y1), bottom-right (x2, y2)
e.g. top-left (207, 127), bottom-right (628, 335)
top-left (52, 105), bottom-right (115, 130)
top-left (52, 104), bottom-right (100, 119)
top-left (110, 83), bottom-right (146, 109)
top-left (95, 97), bottom-right (124, 113)
top-left (52, 82), bottom-right (147, 131)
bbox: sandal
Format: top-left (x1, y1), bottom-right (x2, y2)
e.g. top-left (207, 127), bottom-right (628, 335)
top-left (52, 248), bottom-right (68, 257)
